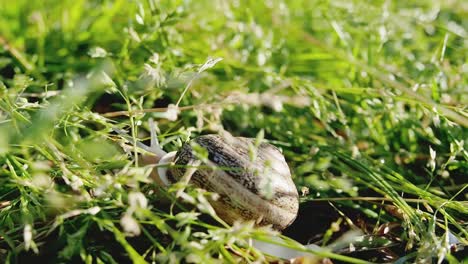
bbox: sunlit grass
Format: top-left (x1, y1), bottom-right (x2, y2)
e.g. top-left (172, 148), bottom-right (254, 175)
top-left (0, 0), bottom-right (467, 263)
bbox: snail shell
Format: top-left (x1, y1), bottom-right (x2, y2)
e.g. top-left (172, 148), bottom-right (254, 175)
top-left (166, 134), bottom-right (299, 230)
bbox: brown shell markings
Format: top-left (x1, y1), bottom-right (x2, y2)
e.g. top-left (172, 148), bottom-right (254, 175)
top-left (168, 134), bottom-right (299, 230)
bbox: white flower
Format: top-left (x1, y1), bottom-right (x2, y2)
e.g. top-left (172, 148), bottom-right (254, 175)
top-left (198, 57), bottom-right (223, 73)
top-left (70, 175), bottom-right (84, 191)
top-left (120, 213), bottom-right (141, 236)
top-left (428, 146), bottom-right (436, 172)
top-left (143, 63), bottom-right (166, 87)
top-left (128, 192), bottom-right (148, 209)
top-left (88, 47), bottom-right (108, 58)
top-left (86, 206), bottom-right (101, 215)
top-left (24, 224), bottom-right (33, 250)
top-left (162, 104), bottom-right (179, 121)
top-left (149, 53), bottom-right (160, 64)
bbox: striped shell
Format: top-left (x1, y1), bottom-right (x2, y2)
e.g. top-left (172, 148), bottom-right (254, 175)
top-left (167, 134), bottom-right (299, 230)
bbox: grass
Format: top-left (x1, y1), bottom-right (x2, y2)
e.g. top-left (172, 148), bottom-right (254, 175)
top-left (0, 0), bottom-right (467, 263)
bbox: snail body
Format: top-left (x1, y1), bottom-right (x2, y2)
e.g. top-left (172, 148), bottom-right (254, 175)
top-left (159, 134), bottom-right (299, 230)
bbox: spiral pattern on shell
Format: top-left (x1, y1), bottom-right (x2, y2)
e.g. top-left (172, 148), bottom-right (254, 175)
top-left (167, 134), bottom-right (299, 230)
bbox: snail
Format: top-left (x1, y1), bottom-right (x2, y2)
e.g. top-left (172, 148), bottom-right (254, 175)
top-left (120, 120), bottom-right (299, 231)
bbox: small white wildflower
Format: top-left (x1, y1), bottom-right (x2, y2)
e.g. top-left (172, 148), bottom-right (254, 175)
top-left (162, 104), bottom-right (179, 121)
top-left (175, 212), bottom-right (201, 227)
top-left (257, 52), bottom-right (267, 66)
top-left (144, 64), bottom-right (158, 78)
top-left (128, 192), bottom-right (148, 209)
top-left (187, 241), bottom-right (204, 250)
top-left (149, 53), bottom-right (160, 64)
top-left (433, 114), bottom-right (441, 127)
top-left (136, 3), bottom-right (145, 25)
top-left (31, 173), bottom-right (53, 189)
top-left (406, 229), bottom-right (417, 250)
top-left (58, 206), bottom-right (101, 220)
top-left (438, 170), bottom-right (449, 178)
top-left (177, 191), bottom-right (196, 204)
top-left (198, 57), bottom-right (223, 73)
top-left (135, 14), bottom-right (144, 25)
top-left (265, 95), bottom-right (283, 111)
top-left (88, 47), bottom-right (108, 58)
top-left (196, 193), bottom-right (216, 216)
top-left (120, 213), bottom-right (141, 236)
top-left (429, 146), bottom-right (436, 160)
top-left (428, 146), bottom-right (436, 172)
top-left (59, 207), bottom-right (96, 220)
top-left (185, 253), bottom-right (202, 263)
top-left (90, 112), bottom-right (106, 122)
top-left (86, 206), bottom-right (101, 215)
top-left (172, 48), bottom-right (183, 56)
top-left (432, 107), bottom-right (440, 127)
top-left (92, 186), bottom-right (105, 197)
top-left (143, 63), bottom-right (166, 88)
top-left (24, 224), bottom-right (33, 251)
top-left (379, 25), bottom-right (388, 42)
top-left (127, 27), bottom-right (141, 42)
top-left (32, 161), bottom-right (51, 171)
top-left (70, 175), bottom-right (84, 191)
top-left (351, 145), bottom-right (360, 158)
top-left (210, 192), bottom-right (220, 201)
